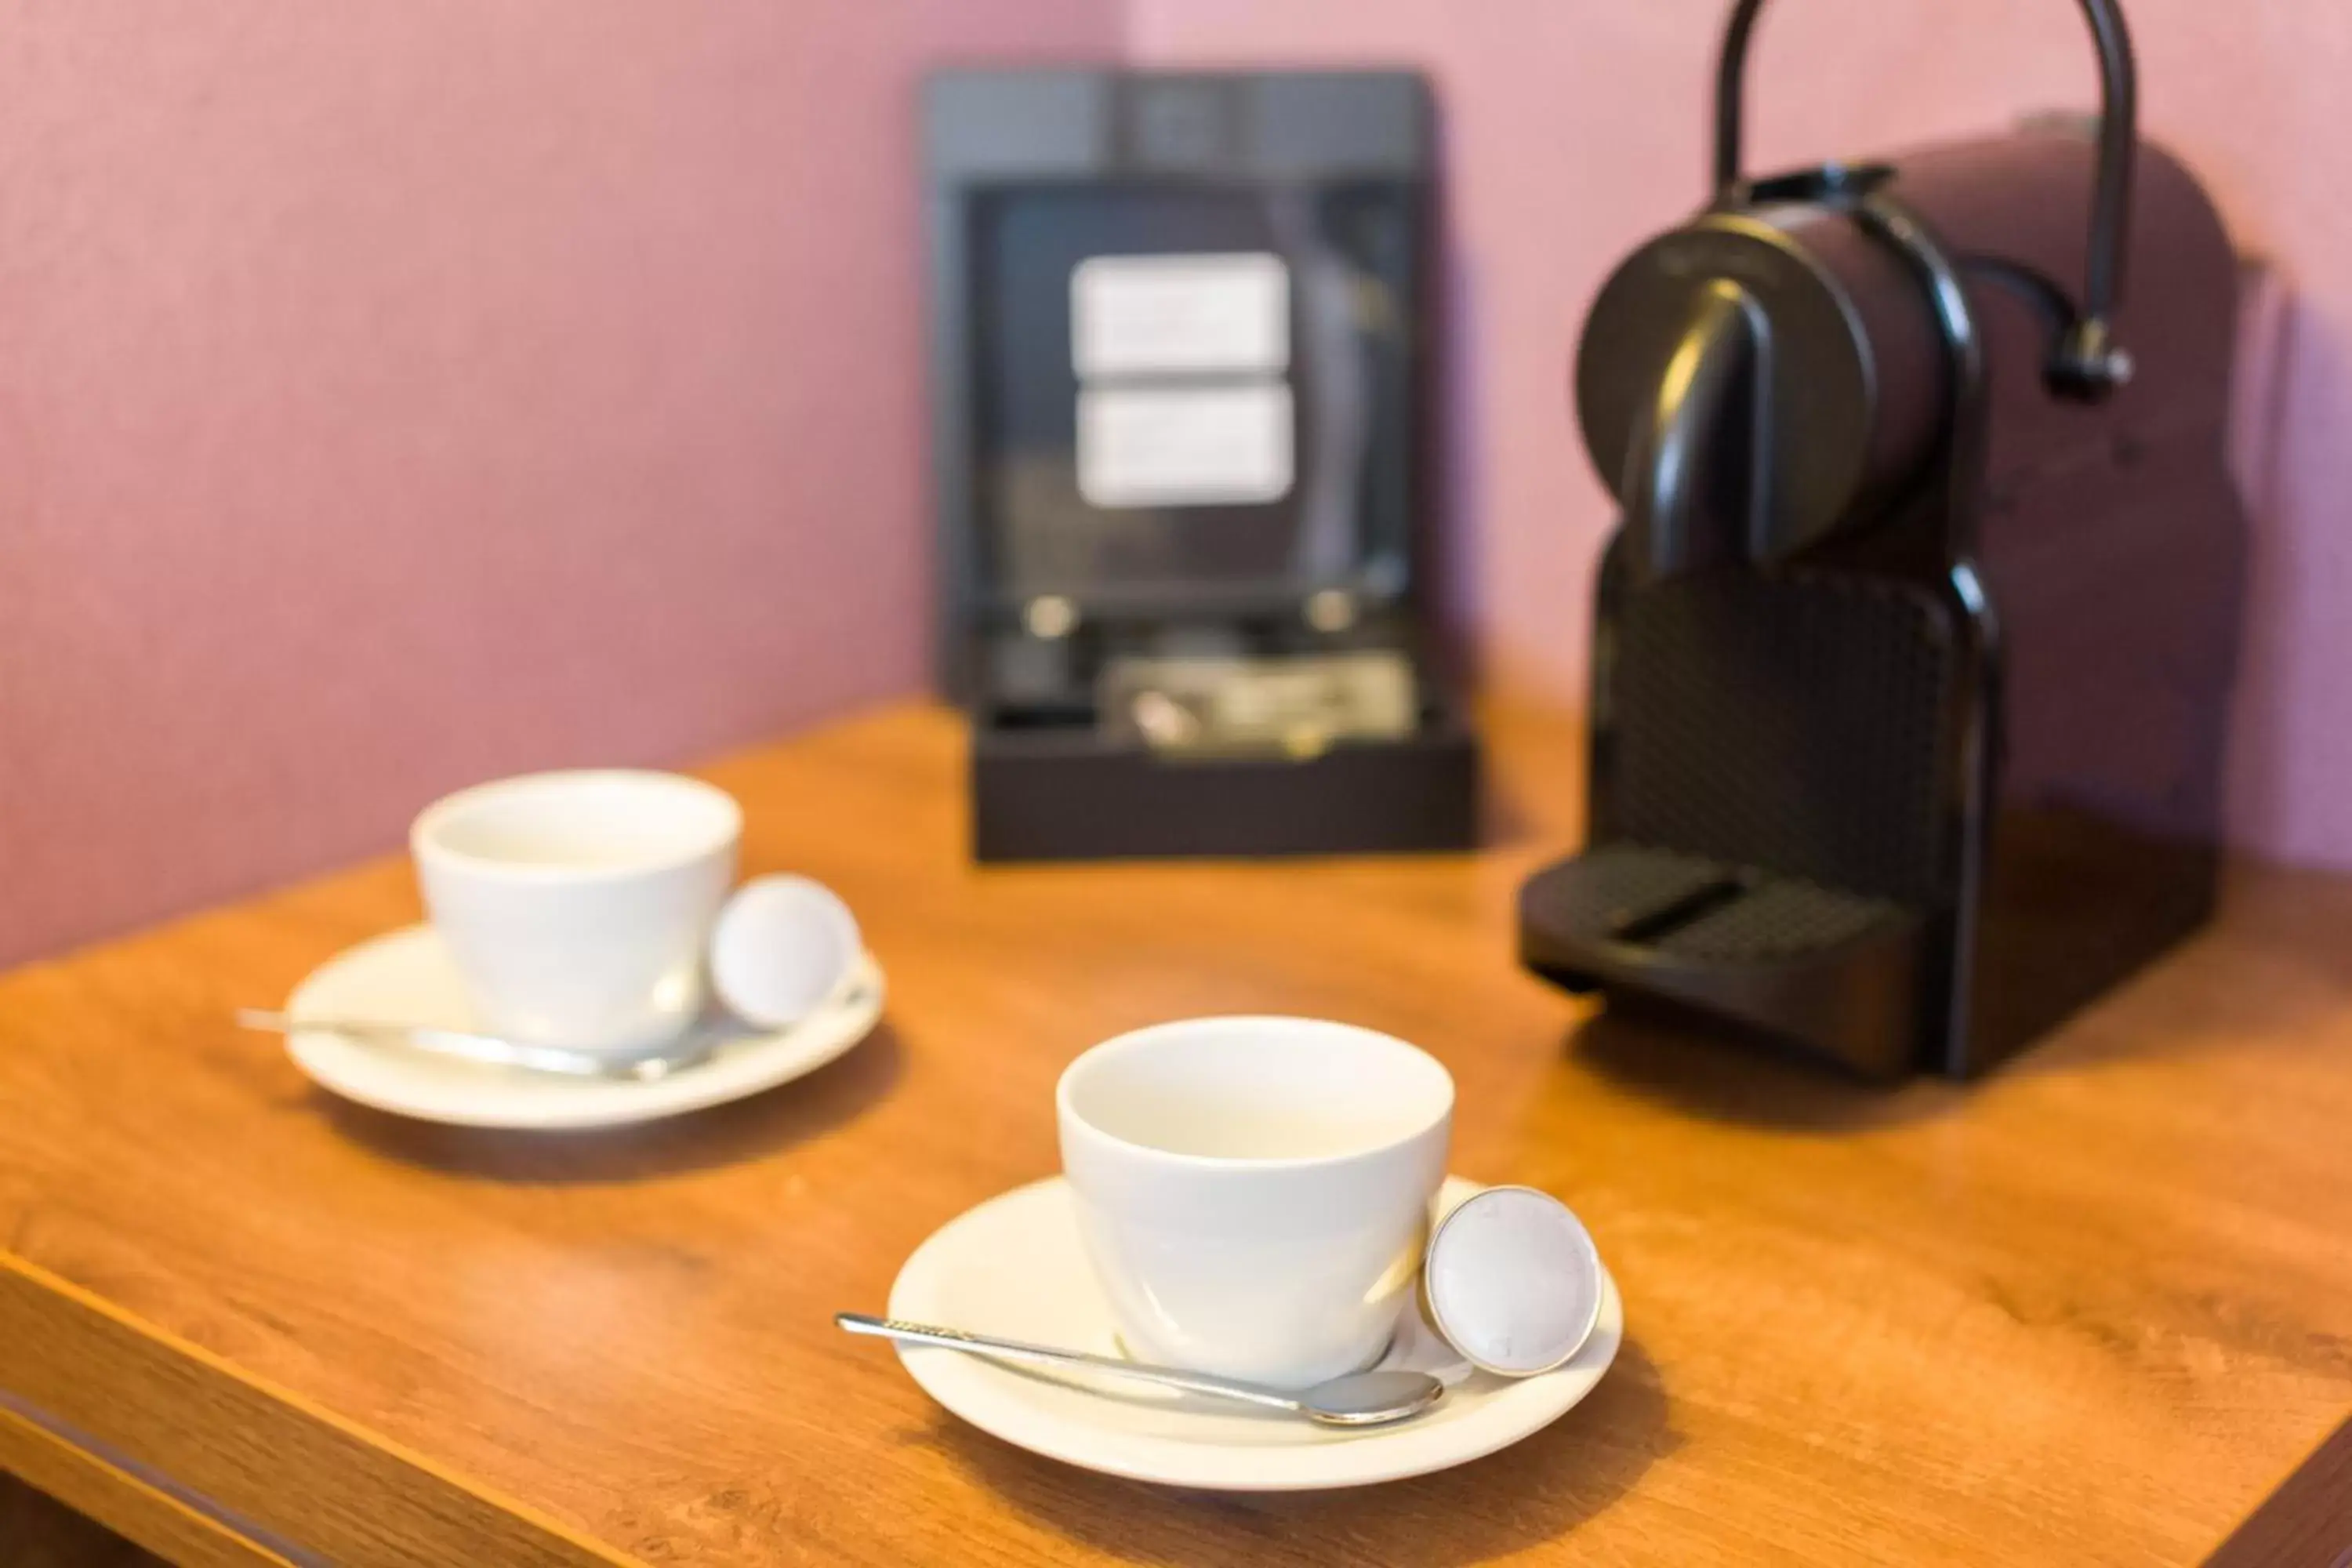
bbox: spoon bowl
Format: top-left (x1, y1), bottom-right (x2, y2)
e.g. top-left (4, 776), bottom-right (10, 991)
top-left (1294, 1367), bottom-right (1448, 1426)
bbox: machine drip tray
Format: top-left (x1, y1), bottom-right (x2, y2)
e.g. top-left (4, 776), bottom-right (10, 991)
top-left (1518, 842), bottom-right (1931, 1077)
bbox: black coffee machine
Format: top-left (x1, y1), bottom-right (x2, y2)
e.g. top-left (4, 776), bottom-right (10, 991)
top-left (1519, 0), bottom-right (2248, 1078)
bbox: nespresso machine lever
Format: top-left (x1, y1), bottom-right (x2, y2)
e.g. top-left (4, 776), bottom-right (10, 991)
top-left (1615, 281), bottom-right (1764, 583)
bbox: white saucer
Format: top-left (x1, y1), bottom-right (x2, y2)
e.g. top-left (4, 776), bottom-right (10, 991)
top-left (282, 924), bottom-right (884, 1130)
top-left (886, 1175), bottom-right (1622, 1491)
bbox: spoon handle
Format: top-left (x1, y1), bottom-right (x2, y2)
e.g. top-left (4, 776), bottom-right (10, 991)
top-left (833, 1313), bottom-right (1303, 1414)
top-left (234, 1010), bottom-right (714, 1081)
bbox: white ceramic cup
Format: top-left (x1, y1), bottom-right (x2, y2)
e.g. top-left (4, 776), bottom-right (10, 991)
top-left (1056, 1015), bottom-right (1454, 1388)
top-left (412, 770), bottom-right (741, 1053)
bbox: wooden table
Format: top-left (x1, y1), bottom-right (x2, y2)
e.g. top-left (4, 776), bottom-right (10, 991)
top-left (4, 699), bottom-right (2350, 1566)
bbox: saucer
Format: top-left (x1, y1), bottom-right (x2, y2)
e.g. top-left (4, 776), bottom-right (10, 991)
top-left (885, 1176), bottom-right (1622, 1490)
top-left (281, 924), bottom-right (884, 1129)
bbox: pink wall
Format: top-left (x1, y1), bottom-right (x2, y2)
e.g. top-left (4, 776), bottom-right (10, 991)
top-left (0, 1), bottom-right (1117, 964)
top-left (1134, 0), bottom-right (2352, 871)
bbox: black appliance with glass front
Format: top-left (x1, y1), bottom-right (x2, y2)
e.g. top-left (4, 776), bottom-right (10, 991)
top-left (926, 70), bottom-right (1476, 861)
top-left (1519, 0), bottom-right (2249, 1076)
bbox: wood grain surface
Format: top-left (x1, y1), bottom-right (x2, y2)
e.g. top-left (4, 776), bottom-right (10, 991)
top-left (2, 697), bottom-right (2350, 1566)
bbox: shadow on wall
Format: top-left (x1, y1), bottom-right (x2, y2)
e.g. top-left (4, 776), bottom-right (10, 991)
top-left (2224, 262), bottom-right (2346, 866)
top-left (1425, 123), bottom-right (1490, 688)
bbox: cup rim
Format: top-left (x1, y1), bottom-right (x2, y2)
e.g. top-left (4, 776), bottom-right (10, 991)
top-left (411, 768), bottom-right (742, 885)
top-left (1056, 1014), bottom-right (1455, 1171)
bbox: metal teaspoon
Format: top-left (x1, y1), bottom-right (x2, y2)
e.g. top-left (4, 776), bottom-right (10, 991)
top-left (234, 1010), bottom-right (730, 1082)
top-left (834, 1313), bottom-right (1444, 1428)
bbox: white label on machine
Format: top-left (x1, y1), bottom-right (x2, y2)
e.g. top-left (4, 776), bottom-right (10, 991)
top-left (1075, 383), bottom-right (1294, 507)
top-left (1071, 253), bottom-right (1290, 378)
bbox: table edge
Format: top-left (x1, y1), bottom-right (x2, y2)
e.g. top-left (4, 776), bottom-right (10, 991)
top-left (0, 1254), bottom-right (640, 1568)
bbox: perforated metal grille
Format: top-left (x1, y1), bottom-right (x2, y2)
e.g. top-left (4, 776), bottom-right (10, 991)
top-left (1523, 843), bottom-right (1911, 962)
top-left (1518, 842), bottom-right (1730, 934)
top-left (1610, 572), bottom-right (1956, 902)
top-left (1655, 878), bottom-right (1906, 961)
